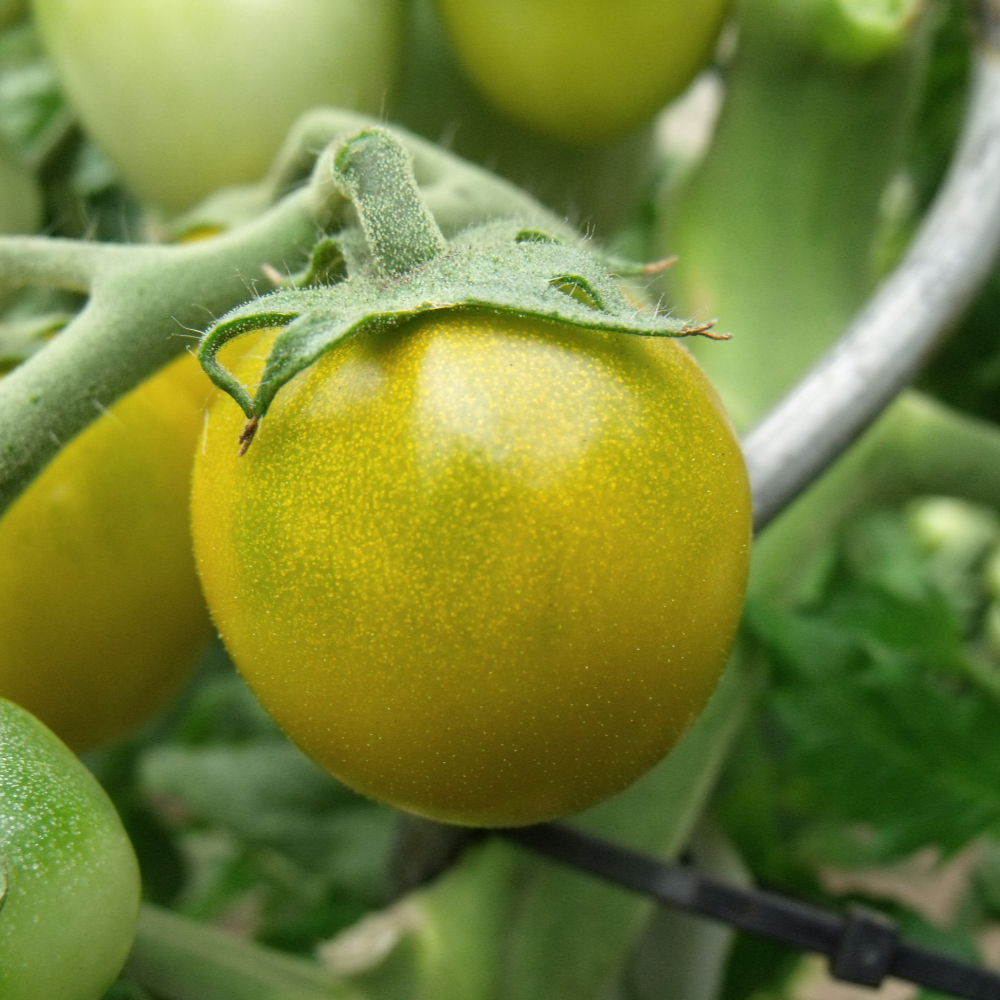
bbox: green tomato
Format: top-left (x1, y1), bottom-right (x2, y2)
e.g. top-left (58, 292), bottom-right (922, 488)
top-left (0, 698), bottom-right (140, 999)
top-left (0, 354), bottom-right (212, 752)
top-left (30, 0), bottom-right (403, 212)
top-left (434, 0), bottom-right (731, 146)
top-left (191, 313), bottom-right (751, 827)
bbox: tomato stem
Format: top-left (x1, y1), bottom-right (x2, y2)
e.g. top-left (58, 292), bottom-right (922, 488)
top-left (663, 0), bottom-right (933, 430)
top-left (127, 905), bottom-right (352, 1000)
top-left (329, 128), bottom-right (447, 277)
top-left (0, 110), bottom-right (568, 518)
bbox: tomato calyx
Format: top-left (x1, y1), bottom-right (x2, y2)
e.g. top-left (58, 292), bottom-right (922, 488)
top-left (198, 127), bottom-right (725, 452)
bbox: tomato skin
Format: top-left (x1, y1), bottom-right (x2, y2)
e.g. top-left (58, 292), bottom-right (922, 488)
top-left (192, 313), bottom-right (751, 827)
top-left (434, 0), bottom-right (730, 146)
top-left (0, 698), bottom-right (140, 1000)
top-left (0, 354), bottom-right (212, 752)
top-left (31, 0), bottom-right (403, 212)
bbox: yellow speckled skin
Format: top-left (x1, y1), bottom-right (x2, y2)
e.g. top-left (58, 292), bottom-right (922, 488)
top-left (192, 313), bottom-right (751, 826)
top-left (0, 354), bottom-right (213, 751)
top-left (435, 0), bottom-right (731, 146)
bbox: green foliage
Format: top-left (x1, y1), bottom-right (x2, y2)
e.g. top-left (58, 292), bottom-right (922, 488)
top-left (714, 499), bottom-right (1000, 999)
top-left (893, 2), bottom-right (1000, 425)
top-left (0, 17), bottom-right (145, 240)
top-left (723, 503), bottom-right (1000, 873)
top-left (919, 256), bottom-right (1000, 426)
top-left (904, 0), bottom-right (971, 212)
top-left (0, 20), bottom-right (66, 167)
top-left (665, 0), bottom-right (930, 429)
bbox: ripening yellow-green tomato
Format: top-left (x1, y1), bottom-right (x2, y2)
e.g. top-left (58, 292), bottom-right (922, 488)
top-left (0, 697), bottom-right (140, 1000)
top-left (434, 0), bottom-right (731, 146)
top-left (191, 312), bottom-right (751, 827)
top-left (0, 353), bottom-right (213, 752)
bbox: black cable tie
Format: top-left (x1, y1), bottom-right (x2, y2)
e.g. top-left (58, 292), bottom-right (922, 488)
top-left (499, 823), bottom-right (1000, 1000)
top-left (831, 906), bottom-right (898, 987)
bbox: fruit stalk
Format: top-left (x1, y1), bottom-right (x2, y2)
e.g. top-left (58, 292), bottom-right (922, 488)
top-left (126, 906), bottom-right (355, 1000)
top-left (330, 129), bottom-right (446, 276)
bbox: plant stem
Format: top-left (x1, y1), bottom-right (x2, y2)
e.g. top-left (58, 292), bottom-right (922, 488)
top-left (127, 905), bottom-right (359, 1000)
top-left (330, 129), bottom-right (446, 276)
top-left (297, 109), bottom-right (573, 241)
top-left (0, 236), bottom-right (125, 292)
top-left (0, 111), bottom-right (566, 520)
top-left (745, 38), bottom-right (1000, 528)
top-left (0, 189), bottom-right (317, 515)
top-left (663, 0), bottom-right (932, 430)
top-left (624, 816), bottom-right (750, 1000)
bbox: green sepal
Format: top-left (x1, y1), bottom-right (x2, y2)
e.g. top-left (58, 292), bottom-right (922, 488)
top-left (201, 221), bottom-right (719, 429)
top-left (289, 238), bottom-right (349, 289)
top-left (197, 312), bottom-right (301, 419)
top-left (267, 230), bottom-right (376, 292)
top-left (598, 254), bottom-right (678, 279)
top-left (198, 128), bottom-right (722, 449)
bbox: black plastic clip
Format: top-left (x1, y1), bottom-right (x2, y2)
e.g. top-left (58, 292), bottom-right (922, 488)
top-left (500, 824), bottom-right (1000, 1000)
top-left (830, 906), bottom-right (899, 987)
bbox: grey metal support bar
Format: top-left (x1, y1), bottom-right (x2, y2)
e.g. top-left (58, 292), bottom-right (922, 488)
top-left (745, 6), bottom-right (1000, 530)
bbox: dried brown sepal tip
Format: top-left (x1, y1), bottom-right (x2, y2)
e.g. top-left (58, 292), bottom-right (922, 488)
top-left (261, 263), bottom-right (285, 287)
top-left (684, 319), bottom-right (728, 340)
top-left (238, 416), bottom-right (259, 456)
top-left (642, 256), bottom-right (679, 275)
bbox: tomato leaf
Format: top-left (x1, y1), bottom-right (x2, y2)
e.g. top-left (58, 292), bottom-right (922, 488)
top-left (727, 505), bottom-right (1000, 873)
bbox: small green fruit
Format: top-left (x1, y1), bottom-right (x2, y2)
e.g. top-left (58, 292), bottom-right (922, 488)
top-left (0, 698), bottom-right (140, 1000)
